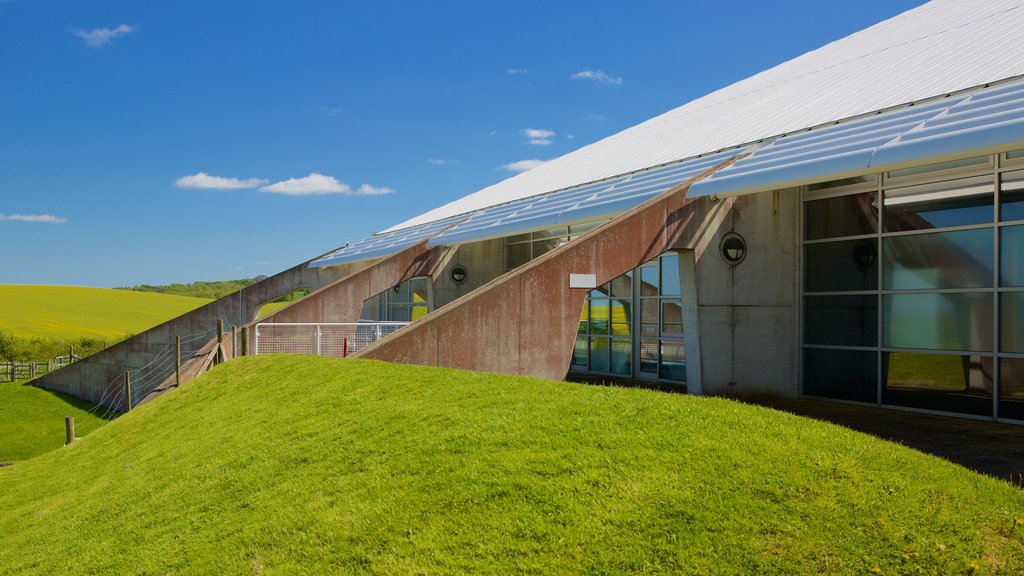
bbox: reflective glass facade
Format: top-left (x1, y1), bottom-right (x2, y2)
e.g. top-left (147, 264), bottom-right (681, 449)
top-left (801, 151), bottom-right (1024, 420)
top-left (360, 277), bottom-right (429, 322)
top-left (572, 253), bottom-right (687, 384)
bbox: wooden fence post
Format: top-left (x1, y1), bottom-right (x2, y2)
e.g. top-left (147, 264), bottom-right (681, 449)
top-left (241, 328), bottom-right (248, 356)
top-left (217, 320), bottom-right (224, 364)
top-left (65, 417), bottom-right (75, 445)
top-left (124, 371), bottom-right (132, 411)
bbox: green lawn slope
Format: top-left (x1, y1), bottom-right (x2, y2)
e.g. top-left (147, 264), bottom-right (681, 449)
top-left (0, 379), bottom-right (113, 462)
top-left (0, 285), bottom-right (209, 340)
top-left (1, 356), bottom-right (1022, 574)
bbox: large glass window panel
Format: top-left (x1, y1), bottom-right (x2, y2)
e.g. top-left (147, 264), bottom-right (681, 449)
top-left (883, 176), bottom-right (993, 232)
top-left (883, 293), bottom-right (994, 352)
top-left (533, 227), bottom-right (568, 239)
top-left (659, 340), bottom-right (685, 382)
top-left (610, 338), bottom-right (632, 376)
top-left (1002, 292), bottom-right (1024, 354)
top-left (569, 221), bottom-right (604, 236)
top-left (506, 243), bottom-right (530, 269)
top-left (639, 265), bottom-right (659, 296)
top-left (882, 351), bottom-right (992, 417)
top-left (1000, 357), bottom-right (1024, 421)
top-left (661, 300), bottom-right (683, 336)
top-left (804, 238), bottom-right (879, 292)
top-left (807, 174), bottom-right (875, 192)
top-left (804, 192), bottom-right (878, 240)
top-left (572, 337), bottom-right (588, 367)
top-left (804, 295), bottom-right (878, 347)
top-left (609, 271), bottom-right (632, 297)
top-left (533, 238), bottom-right (564, 258)
top-left (886, 155), bottom-right (989, 179)
top-left (802, 348), bottom-right (878, 403)
top-left (1007, 150), bottom-right (1024, 160)
top-left (641, 300), bottom-right (658, 324)
top-left (1001, 226), bottom-right (1024, 287)
top-left (660, 255), bottom-right (681, 296)
top-left (639, 339), bottom-right (658, 374)
top-left (588, 299), bottom-right (610, 335)
top-left (1000, 170), bottom-right (1024, 222)
top-left (883, 229), bottom-right (994, 290)
top-left (589, 338), bottom-right (609, 373)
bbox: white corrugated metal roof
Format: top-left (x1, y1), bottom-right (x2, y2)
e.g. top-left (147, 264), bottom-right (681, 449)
top-left (385, 0), bottom-right (1024, 232)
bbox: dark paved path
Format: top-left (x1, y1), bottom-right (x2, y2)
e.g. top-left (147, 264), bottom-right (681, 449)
top-left (752, 397), bottom-right (1024, 485)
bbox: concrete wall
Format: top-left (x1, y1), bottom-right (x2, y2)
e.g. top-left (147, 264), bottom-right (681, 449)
top-left (33, 254), bottom-right (363, 409)
top-left (690, 189), bottom-right (800, 396)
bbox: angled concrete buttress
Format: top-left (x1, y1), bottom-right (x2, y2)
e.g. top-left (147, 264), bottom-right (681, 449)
top-left (32, 252), bottom-right (366, 410)
top-left (353, 154), bottom-right (746, 381)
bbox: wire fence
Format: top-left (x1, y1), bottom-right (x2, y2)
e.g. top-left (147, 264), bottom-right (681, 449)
top-left (254, 322), bottom-right (409, 357)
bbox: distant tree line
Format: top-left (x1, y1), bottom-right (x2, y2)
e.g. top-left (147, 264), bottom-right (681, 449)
top-left (115, 279), bottom-right (254, 300)
top-left (0, 329), bottom-right (122, 362)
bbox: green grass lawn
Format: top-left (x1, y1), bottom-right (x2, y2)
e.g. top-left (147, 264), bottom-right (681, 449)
top-left (0, 378), bottom-right (114, 462)
top-left (1, 355), bottom-right (1022, 574)
top-left (257, 299), bottom-right (292, 318)
top-left (0, 285), bottom-right (210, 341)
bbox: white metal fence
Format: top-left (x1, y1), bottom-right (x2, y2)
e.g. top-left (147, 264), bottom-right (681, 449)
top-left (253, 322), bottom-right (409, 357)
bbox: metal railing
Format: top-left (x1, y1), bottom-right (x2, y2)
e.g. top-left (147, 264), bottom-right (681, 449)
top-left (253, 322), bottom-right (409, 357)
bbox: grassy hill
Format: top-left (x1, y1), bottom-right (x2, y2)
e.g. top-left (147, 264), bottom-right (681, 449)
top-left (0, 378), bottom-right (113, 462)
top-left (0, 285), bottom-right (209, 341)
top-left (0, 356), bottom-right (1021, 574)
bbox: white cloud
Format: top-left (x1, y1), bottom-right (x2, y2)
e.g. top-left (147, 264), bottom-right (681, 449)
top-left (507, 68), bottom-right (528, 75)
top-left (571, 68), bottom-right (623, 85)
top-left (522, 128), bottom-right (555, 146)
top-left (567, 133), bottom-right (576, 140)
top-left (175, 172), bottom-right (267, 190)
top-left (427, 158), bottom-right (447, 165)
top-left (260, 173), bottom-right (350, 196)
top-left (500, 159), bottom-right (548, 173)
top-left (355, 184), bottom-right (395, 196)
top-left (258, 173), bottom-right (395, 197)
top-left (73, 24), bottom-right (138, 48)
top-left (0, 213), bottom-right (67, 224)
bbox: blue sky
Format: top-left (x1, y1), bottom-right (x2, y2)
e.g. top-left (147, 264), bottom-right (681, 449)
top-left (0, 0), bottom-right (924, 287)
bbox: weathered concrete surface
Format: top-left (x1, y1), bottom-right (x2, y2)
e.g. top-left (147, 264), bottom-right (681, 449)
top-left (243, 240), bottom-right (452, 345)
top-left (357, 156), bottom-right (745, 381)
top-left (33, 252), bottom-right (364, 410)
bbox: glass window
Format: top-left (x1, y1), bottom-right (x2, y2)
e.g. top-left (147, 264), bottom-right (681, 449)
top-left (569, 221), bottom-right (604, 236)
top-left (659, 340), bottom-right (685, 381)
top-left (804, 192), bottom-right (878, 240)
top-left (639, 339), bottom-right (658, 374)
top-left (883, 293), bottom-right (994, 352)
top-left (533, 227), bottom-right (568, 239)
top-left (883, 176), bottom-right (994, 232)
top-left (578, 304), bottom-right (587, 335)
top-left (1001, 225), bottom-right (1024, 287)
top-left (661, 300), bottom-right (683, 336)
top-left (533, 238), bottom-right (565, 259)
top-left (999, 357), bottom-right (1024, 421)
top-left (589, 338), bottom-right (609, 373)
top-left (572, 337), bottom-right (588, 367)
top-left (803, 295), bottom-right (877, 347)
top-left (807, 174), bottom-right (875, 192)
top-left (609, 271), bottom-right (632, 297)
top-left (610, 339), bottom-right (631, 376)
top-left (804, 239), bottom-right (879, 292)
top-left (639, 265), bottom-right (659, 296)
top-left (1007, 150), bottom-right (1024, 160)
top-left (610, 299), bottom-right (632, 336)
top-left (660, 255), bottom-right (681, 296)
top-left (886, 155), bottom-right (989, 179)
top-left (882, 351), bottom-right (992, 417)
top-left (882, 228), bottom-right (994, 290)
top-left (588, 299), bottom-right (610, 335)
top-left (506, 243), bottom-right (530, 269)
top-left (803, 348), bottom-right (877, 403)
top-left (1002, 292), bottom-right (1024, 354)
top-left (1000, 170), bottom-right (1024, 222)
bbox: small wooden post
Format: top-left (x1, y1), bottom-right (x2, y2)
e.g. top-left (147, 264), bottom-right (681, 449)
top-left (65, 416), bottom-right (75, 445)
top-left (240, 328), bottom-right (248, 356)
top-left (217, 320), bottom-right (225, 364)
top-left (124, 371), bottom-right (132, 411)
top-left (69, 344), bottom-right (74, 362)
top-left (175, 335), bottom-right (181, 387)
top-left (343, 337), bottom-right (348, 358)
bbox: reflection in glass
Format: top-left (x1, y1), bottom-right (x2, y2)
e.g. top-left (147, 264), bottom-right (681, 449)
top-left (533, 227), bottom-right (568, 239)
top-left (1002, 292), bottom-right (1024, 354)
top-left (588, 299), bottom-right (609, 334)
top-left (807, 174), bottom-right (875, 192)
top-left (639, 339), bottom-right (658, 374)
top-left (641, 300), bottom-right (658, 324)
top-left (589, 338), bottom-right (609, 373)
top-left (640, 265), bottom-right (659, 296)
top-left (578, 303), bottom-right (588, 335)
top-left (660, 255), bottom-right (681, 296)
top-left (882, 351), bottom-right (993, 417)
top-left (1000, 171), bottom-right (1024, 222)
top-left (886, 156), bottom-right (988, 179)
top-left (610, 338), bottom-right (632, 376)
top-left (1001, 226), bottom-right (1024, 287)
top-left (1007, 150), bottom-right (1024, 159)
top-left (804, 192), bottom-right (877, 240)
top-left (803, 295), bottom-right (877, 347)
top-left (572, 337), bottom-right (588, 367)
top-left (661, 300), bottom-right (683, 336)
top-left (883, 293), bottom-right (993, 352)
top-left (569, 221), bottom-right (605, 236)
top-left (883, 177), bottom-right (993, 232)
top-left (659, 340), bottom-right (685, 381)
top-left (804, 239), bottom-right (879, 292)
top-left (506, 243), bottom-right (530, 269)
top-left (1000, 357), bottom-right (1024, 421)
top-left (803, 348), bottom-right (877, 403)
top-left (883, 229), bottom-right (993, 290)
top-left (533, 238), bottom-right (564, 258)
top-left (609, 271), bottom-right (633, 297)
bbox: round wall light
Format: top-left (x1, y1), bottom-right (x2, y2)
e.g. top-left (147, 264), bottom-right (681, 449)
top-left (720, 232), bottom-right (747, 265)
top-left (450, 264), bottom-right (468, 284)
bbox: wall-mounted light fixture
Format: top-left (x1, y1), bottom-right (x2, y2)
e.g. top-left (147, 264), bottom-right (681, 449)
top-left (450, 264), bottom-right (468, 284)
top-left (720, 232), bottom-right (747, 265)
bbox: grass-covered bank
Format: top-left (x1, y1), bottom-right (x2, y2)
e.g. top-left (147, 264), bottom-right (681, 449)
top-left (0, 378), bottom-right (113, 462)
top-left (0, 356), bottom-right (1021, 574)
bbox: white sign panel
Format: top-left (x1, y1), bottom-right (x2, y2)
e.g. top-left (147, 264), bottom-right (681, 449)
top-left (569, 273), bottom-right (597, 289)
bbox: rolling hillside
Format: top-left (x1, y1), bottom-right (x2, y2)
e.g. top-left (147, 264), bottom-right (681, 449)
top-left (0, 356), bottom-right (1021, 574)
top-left (0, 285), bottom-right (210, 341)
